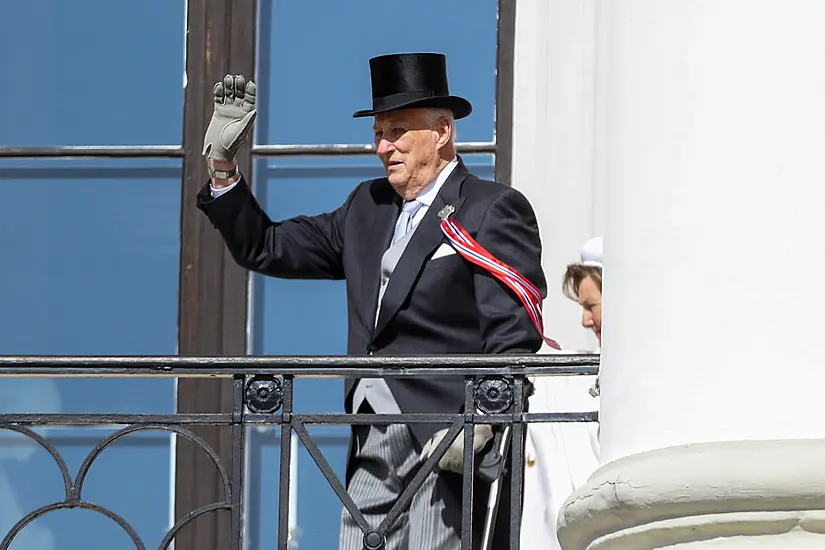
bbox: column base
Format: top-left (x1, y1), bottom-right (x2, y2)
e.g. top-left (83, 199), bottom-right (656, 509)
top-left (557, 439), bottom-right (825, 549)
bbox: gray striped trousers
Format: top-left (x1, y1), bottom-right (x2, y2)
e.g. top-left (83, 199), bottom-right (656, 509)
top-left (339, 422), bottom-right (463, 550)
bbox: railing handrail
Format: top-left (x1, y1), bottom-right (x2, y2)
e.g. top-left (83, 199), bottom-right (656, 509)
top-left (0, 353), bottom-right (599, 377)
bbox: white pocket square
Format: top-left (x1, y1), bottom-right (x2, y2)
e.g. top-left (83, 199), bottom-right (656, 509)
top-left (431, 243), bottom-right (457, 260)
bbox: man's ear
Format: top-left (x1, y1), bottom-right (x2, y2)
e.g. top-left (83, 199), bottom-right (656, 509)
top-left (436, 117), bottom-right (452, 148)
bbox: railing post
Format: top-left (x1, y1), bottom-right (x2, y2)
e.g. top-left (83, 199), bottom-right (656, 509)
top-left (509, 376), bottom-right (525, 550)
top-left (230, 375), bottom-right (247, 550)
top-left (277, 376), bottom-right (294, 550)
top-left (461, 376), bottom-right (477, 550)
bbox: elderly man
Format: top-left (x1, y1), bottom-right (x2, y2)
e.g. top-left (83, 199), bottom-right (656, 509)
top-left (197, 53), bottom-right (547, 550)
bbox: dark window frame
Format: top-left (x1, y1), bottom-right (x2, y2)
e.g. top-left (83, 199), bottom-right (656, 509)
top-left (173, 1), bottom-right (257, 548)
top-left (0, 0), bottom-right (515, 546)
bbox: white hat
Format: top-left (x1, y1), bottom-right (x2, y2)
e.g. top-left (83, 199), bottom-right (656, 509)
top-left (580, 236), bottom-right (603, 268)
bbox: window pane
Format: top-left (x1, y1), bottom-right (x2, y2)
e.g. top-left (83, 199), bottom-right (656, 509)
top-left (0, 158), bottom-right (180, 548)
top-left (1, 429), bottom-right (174, 549)
top-left (0, 159), bottom-right (181, 360)
top-left (250, 157), bottom-right (363, 419)
top-left (255, 0), bottom-right (498, 145)
top-left (245, 427), bottom-right (349, 550)
top-left (248, 156), bottom-right (494, 546)
top-left (0, 0), bottom-right (185, 146)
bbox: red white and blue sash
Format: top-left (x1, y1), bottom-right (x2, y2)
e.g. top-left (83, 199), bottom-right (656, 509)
top-left (439, 212), bottom-right (561, 350)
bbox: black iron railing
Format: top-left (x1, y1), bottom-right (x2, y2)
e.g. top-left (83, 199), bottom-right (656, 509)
top-left (0, 354), bottom-right (599, 550)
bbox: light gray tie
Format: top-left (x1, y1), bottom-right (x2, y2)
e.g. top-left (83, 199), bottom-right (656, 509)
top-left (375, 199), bottom-right (424, 317)
top-left (353, 200), bottom-right (424, 415)
top-left (392, 200), bottom-right (423, 245)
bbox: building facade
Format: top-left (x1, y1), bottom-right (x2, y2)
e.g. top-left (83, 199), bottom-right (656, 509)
top-left (1, 1), bottom-right (520, 548)
top-left (513, 1), bottom-right (825, 548)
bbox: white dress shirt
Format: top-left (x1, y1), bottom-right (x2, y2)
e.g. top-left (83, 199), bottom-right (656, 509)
top-left (393, 156), bottom-right (458, 232)
top-left (210, 174), bottom-right (240, 198)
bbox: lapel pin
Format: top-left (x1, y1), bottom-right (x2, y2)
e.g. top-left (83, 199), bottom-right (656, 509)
top-left (438, 205), bottom-right (455, 220)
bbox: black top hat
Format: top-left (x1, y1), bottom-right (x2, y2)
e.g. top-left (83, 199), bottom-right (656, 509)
top-left (352, 53), bottom-right (473, 119)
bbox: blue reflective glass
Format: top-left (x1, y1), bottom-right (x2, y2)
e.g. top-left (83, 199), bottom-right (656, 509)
top-left (0, 158), bottom-right (180, 548)
top-left (245, 427), bottom-right (349, 550)
top-left (255, 0), bottom-right (498, 145)
top-left (244, 428), bottom-right (283, 550)
top-left (0, 159), bottom-right (181, 361)
top-left (0, 0), bottom-right (185, 146)
top-left (0, 429), bottom-right (174, 549)
top-left (248, 155), bottom-right (494, 549)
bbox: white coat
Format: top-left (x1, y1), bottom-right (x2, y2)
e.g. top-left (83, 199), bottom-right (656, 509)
top-left (519, 348), bottom-right (600, 550)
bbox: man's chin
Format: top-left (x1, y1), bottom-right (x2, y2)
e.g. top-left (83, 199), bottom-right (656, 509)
top-left (388, 176), bottom-right (410, 194)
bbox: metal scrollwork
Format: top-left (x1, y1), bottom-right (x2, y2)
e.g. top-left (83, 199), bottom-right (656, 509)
top-left (0, 424), bottom-right (233, 550)
top-left (474, 376), bottom-right (514, 414)
top-left (244, 376), bottom-right (283, 414)
top-left (0, 354), bottom-right (598, 549)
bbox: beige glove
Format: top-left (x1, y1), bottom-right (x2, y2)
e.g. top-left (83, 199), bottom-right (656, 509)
top-left (419, 424), bottom-right (494, 474)
top-left (202, 74), bottom-right (257, 162)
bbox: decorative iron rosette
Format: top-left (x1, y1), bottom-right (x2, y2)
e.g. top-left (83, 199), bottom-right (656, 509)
top-left (474, 376), bottom-right (514, 414)
top-left (244, 376), bottom-right (283, 414)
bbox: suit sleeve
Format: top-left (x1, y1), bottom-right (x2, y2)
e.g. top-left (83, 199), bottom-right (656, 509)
top-left (472, 188), bottom-right (547, 354)
top-left (196, 177), bottom-right (357, 280)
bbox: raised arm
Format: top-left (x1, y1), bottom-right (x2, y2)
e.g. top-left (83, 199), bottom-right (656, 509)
top-left (197, 178), bottom-right (353, 280)
top-left (196, 73), bottom-right (349, 280)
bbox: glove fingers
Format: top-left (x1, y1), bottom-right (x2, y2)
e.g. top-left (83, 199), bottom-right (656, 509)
top-left (419, 441), bottom-right (433, 461)
top-left (242, 81), bottom-right (257, 111)
top-left (438, 435), bottom-right (465, 473)
top-left (223, 74), bottom-right (235, 103)
top-left (233, 75), bottom-right (246, 106)
top-left (213, 82), bottom-right (225, 105)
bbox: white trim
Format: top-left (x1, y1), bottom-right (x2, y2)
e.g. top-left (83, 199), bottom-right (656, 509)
top-left (510, 0), bottom-right (603, 353)
top-left (560, 440), bottom-right (825, 549)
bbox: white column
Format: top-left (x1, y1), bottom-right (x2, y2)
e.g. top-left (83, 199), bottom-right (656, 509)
top-left (559, 1), bottom-right (825, 548)
top-left (509, 0), bottom-right (603, 352)
top-left (511, 4), bottom-right (604, 550)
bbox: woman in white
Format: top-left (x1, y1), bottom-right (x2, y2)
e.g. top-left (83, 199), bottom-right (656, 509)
top-left (520, 237), bottom-right (603, 550)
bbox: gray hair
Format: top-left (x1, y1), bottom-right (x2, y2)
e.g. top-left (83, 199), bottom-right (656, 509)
top-left (422, 108), bottom-right (457, 145)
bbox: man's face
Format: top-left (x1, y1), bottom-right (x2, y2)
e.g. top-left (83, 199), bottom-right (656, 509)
top-left (373, 109), bottom-right (449, 200)
top-left (578, 275), bottom-right (602, 342)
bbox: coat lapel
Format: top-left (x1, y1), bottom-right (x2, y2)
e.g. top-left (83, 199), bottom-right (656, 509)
top-left (359, 180), bottom-right (400, 334)
top-left (372, 160), bottom-right (469, 341)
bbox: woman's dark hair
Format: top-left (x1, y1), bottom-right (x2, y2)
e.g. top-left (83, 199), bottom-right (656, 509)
top-left (562, 264), bottom-right (603, 301)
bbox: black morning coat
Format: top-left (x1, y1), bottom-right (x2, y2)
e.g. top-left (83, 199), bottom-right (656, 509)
top-left (197, 157), bottom-right (546, 448)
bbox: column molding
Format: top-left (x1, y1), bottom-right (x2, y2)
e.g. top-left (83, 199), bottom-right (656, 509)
top-left (560, 440), bottom-right (825, 549)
